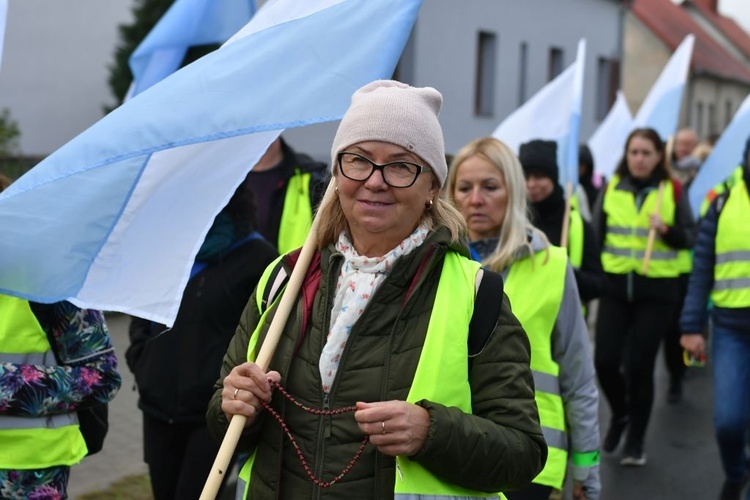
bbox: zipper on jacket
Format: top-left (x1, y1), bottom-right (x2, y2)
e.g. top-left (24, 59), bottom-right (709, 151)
top-left (312, 253), bottom-right (341, 500)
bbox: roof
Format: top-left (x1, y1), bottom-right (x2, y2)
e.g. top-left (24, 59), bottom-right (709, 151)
top-left (689, 0), bottom-right (750, 60)
top-left (631, 0), bottom-right (750, 84)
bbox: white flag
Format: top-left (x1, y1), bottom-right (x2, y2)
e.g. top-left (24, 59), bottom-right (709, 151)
top-left (633, 34), bottom-right (695, 140)
top-left (588, 91), bottom-right (633, 179)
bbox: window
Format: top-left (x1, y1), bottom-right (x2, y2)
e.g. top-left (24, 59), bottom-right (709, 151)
top-left (695, 102), bottom-right (704, 137)
top-left (548, 47), bottom-right (564, 81)
top-left (518, 42), bottom-right (528, 106)
top-left (708, 103), bottom-right (716, 137)
top-left (725, 99), bottom-right (734, 127)
top-left (595, 57), bottom-right (620, 121)
top-left (475, 31), bottom-right (497, 116)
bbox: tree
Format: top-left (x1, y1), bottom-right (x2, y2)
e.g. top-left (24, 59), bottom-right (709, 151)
top-left (107, 0), bottom-right (173, 106)
top-left (0, 109), bottom-right (20, 157)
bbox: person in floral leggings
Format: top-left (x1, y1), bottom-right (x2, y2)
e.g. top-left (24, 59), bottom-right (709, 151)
top-left (0, 299), bottom-right (121, 499)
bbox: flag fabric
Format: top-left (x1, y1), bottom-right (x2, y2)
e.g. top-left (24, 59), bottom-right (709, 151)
top-left (129, 0), bottom-right (256, 98)
top-left (633, 34), bottom-right (695, 140)
top-left (0, 0), bottom-right (8, 70)
top-left (688, 93), bottom-right (750, 218)
top-left (492, 39), bottom-right (587, 189)
top-left (588, 91), bottom-right (634, 179)
top-left (0, 0), bottom-right (422, 326)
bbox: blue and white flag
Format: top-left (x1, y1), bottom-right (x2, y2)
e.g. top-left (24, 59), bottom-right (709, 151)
top-left (0, 0), bottom-right (7, 71)
top-left (129, 0), bottom-right (256, 98)
top-left (688, 93), bottom-right (750, 218)
top-left (588, 90), bottom-right (633, 179)
top-left (633, 34), bottom-right (695, 140)
top-left (0, 0), bottom-right (421, 326)
top-left (492, 39), bottom-right (587, 189)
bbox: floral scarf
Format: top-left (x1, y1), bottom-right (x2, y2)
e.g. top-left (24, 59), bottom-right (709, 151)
top-left (320, 225), bottom-right (429, 392)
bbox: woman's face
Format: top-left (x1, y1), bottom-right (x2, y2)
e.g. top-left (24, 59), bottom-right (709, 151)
top-left (452, 154), bottom-right (508, 241)
top-left (627, 136), bottom-right (662, 181)
top-left (336, 141), bottom-right (437, 256)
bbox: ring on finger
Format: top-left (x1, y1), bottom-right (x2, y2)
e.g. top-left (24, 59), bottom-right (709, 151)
top-left (382, 421), bottom-right (386, 434)
top-left (233, 388), bottom-right (240, 400)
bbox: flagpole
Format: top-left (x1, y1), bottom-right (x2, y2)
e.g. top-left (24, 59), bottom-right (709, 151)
top-left (560, 182), bottom-right (573, 249)
top-left (200, 180), bottom-right (334, 500)
top-left (641, 180), bottom-right (665, 275)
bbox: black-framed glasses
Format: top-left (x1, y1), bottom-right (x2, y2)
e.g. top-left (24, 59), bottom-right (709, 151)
top-left (337, 152), bottom-right (431, 188)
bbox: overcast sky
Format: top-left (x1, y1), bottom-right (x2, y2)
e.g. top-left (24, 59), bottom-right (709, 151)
top-left (719, 0), bottom-right (750, 32)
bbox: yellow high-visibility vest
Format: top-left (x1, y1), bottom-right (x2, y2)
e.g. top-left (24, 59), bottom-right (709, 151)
top-left (601, 176), bottom-right (679, 278)
top-left (238, 253), bottom-right (501, 499)
top-left (0, 295), bottom-right (88, 469)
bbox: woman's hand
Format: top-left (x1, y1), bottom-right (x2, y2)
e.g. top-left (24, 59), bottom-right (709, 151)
top-left (573, 481), bottom-right (586, 500)
top-left (354, 401), bottom-right (430, 457)
top-left (648, 214), bottom-right (668, 235)
top-left (680, 333), bottom-right (705, 356)
top-left (220, 362), bottom-right (281, 426)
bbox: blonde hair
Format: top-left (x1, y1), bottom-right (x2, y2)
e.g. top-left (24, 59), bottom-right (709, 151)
top-left (446, 137), bottom-right (548, 271)
top-left (315, 170), bottom-right (467, 249)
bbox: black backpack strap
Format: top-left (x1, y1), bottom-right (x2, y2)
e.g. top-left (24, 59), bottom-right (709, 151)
top-left (468, 269), bottom-right (505, 357)
top-left (260, 260), bottom-right (290, 313)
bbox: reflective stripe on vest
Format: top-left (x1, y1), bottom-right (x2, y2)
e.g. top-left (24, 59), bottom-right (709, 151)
top-left (0, 294), bottom-right (88, 469)
top-left (277, 170), bottom-right (313, 254)
top-left (238, 253), bottom-right (499, 499)
top-left (567, 209), bottom-right (584, 270)
top-left (504, 247), bottom-right (567, 489)
top-left (601, 176), bottom-right (679, 278)
top-left (712, 171), bottom-right (750, 308)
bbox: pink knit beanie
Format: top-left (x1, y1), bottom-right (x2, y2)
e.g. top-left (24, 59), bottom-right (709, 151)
top-left (330, 80), bottom-right (448, 187)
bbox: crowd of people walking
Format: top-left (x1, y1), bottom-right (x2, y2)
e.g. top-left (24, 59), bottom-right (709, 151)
top-left (2, 79), bottom-right (749, 500)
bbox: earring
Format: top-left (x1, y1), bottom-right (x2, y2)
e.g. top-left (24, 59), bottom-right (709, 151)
top-left (335, 186), bottom-right (339, 194)
top-left (426, 199), bottom-right (433, 209)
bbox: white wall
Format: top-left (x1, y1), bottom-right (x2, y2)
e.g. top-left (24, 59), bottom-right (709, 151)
top-left (0, 1), bottom-right (133, 156)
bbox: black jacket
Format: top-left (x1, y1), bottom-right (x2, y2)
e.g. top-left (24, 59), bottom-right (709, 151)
top-left (530, 185), bottom-right (604, 302)
top-left (259, 139), bottom-right (329, 248)
top-left (126, 238), bottom-right (278, 423)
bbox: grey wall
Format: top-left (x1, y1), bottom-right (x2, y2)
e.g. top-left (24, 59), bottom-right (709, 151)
top-left (0, 0), bottom-right (133, 156)
top-left (288, 0), bottom-right (624, 160)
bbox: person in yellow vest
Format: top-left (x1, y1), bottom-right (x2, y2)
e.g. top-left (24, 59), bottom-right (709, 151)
top-left (449, 137), bottom-right (601, 500)
top-left (0, 297), bottom-right (122, 498)
top-left (518, 139), bottom-right (604, 306)
top-left (245, 137), bottom-right (330, 254)
top-left (680, 140), bottom-right (750, 500)
top-left (592, 127), bottom-right (696, 466)
top-left (206, 80), bottom-right (547, 499)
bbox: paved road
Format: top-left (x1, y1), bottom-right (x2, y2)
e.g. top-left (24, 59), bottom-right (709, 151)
top-left (68, 313), bottom-right (725, 499)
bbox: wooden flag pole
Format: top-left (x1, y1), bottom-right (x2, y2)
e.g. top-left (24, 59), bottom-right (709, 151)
top-left (641, 180), bottom-right (665, 275)
top-left (560, 182), bottom-right (573, 249)
top-left (199, 180), bottom-right (334, 500)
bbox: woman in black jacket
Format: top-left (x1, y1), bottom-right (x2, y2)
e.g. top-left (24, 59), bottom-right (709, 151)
top-left (592, 128), bottom-right (696, 467)
top-left (126, 178), bottom-right (278, 500)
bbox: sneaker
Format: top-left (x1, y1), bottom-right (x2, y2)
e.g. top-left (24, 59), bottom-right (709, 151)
top-left (620, 442), bottom-right (647, 466)
top-left (667, 376), bottom-right (683, 404)
top-left (719, 477), bottom-right (748, 500)
top-left (603, 416), bottom-right (629, 453)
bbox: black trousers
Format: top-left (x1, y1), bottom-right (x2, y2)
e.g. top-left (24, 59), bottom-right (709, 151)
top-left (662, 275), bottom-right (689, 382)
top-left (595, 296), bottom-right (676, 445)
top-left (143, 413), bottom-right (231, 500)
top-left (504, 483), bottom-right (554, 500)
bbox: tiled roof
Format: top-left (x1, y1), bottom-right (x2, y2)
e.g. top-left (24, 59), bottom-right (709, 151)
top-left (632, 0), bottom-right (750, 83)
top-left (689, 0), bottom-right (750, 60)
